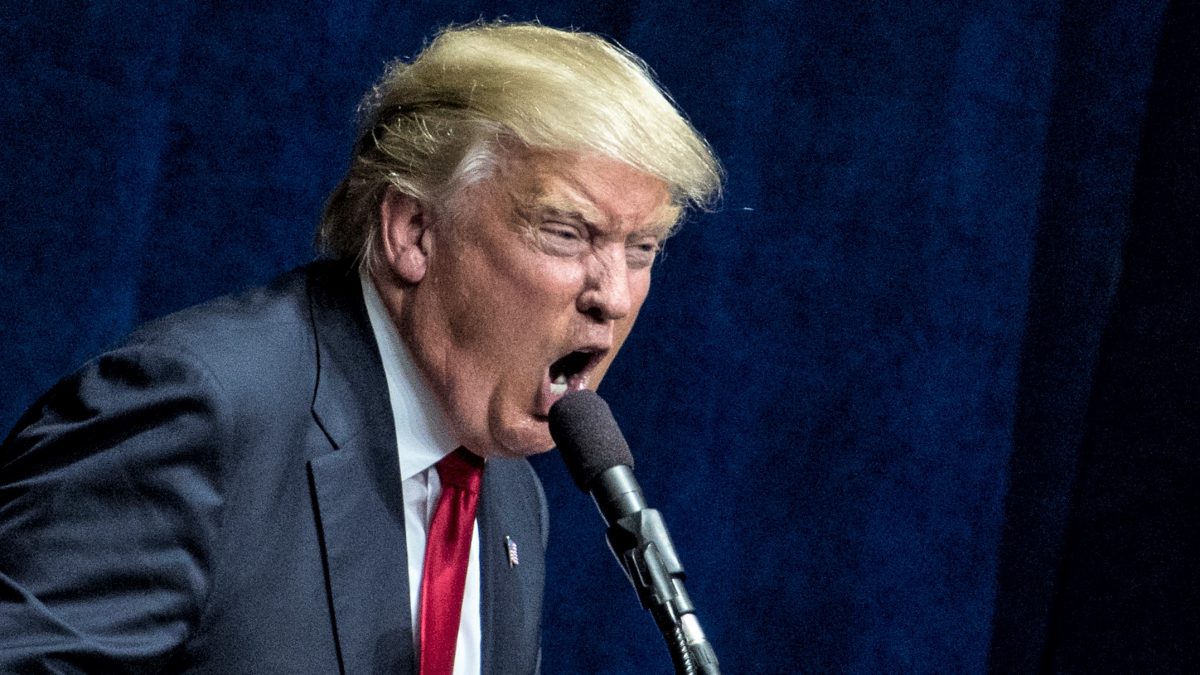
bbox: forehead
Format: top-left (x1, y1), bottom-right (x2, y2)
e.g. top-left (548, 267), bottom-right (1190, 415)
top-left (503, 150), bottom-right (680, 237)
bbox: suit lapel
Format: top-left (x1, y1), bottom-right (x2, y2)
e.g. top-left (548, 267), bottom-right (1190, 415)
top-left (304, 263), bottom-right (415, 674)
top-left (478, 459), bottom-right (546, 674)
top-left (309, 446), bottom-right (412, 673)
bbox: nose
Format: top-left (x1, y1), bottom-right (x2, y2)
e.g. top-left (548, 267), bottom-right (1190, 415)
top-left (577, 246), bottom-right (632, 322)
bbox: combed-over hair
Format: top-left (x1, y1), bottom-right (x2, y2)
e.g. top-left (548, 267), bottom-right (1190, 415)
top-left (316, 21), bottom-right (722, 268)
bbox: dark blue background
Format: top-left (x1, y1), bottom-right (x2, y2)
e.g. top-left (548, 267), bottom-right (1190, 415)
top-left (4, 1), bottom-right (1196, 672)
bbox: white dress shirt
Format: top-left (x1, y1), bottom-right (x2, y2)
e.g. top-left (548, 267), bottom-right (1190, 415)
top-left (361, 271), bottom-right (482, 675)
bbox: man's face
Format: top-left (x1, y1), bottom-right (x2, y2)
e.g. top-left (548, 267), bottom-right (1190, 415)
top-left (386, 150), bottom-right (677, 458)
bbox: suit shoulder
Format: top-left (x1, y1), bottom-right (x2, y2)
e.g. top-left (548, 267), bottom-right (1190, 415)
top-left (123, 263), bottom-right (354, 402)
top-left (4, 263), bottom-right (344, 448)
top-left (129, 266), bottom-right (312, 359)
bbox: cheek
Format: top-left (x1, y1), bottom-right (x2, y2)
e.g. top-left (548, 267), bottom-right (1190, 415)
top-left (436, 243), bottom-right (566, 343)
top-left (485, 228), bottom-right (583, 295)
top-left (520, 253), bottom-right (588, 297)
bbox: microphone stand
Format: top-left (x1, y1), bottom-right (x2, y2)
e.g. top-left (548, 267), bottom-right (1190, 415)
top-left (594, 468), bottom-right (720, 674)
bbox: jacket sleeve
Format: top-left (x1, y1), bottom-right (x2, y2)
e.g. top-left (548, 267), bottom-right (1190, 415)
top-left (0, 342), bottom-right (231, 673)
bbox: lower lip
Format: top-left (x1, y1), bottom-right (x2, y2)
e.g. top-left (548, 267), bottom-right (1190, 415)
top-left (536, 373), bottom-right (589, 416)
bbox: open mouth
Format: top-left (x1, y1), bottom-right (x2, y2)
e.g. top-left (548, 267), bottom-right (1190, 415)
top-left (548, 349), bottom-right (603, 396)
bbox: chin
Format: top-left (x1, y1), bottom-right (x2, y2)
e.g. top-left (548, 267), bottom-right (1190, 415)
top-left (489, 421), bottom-right (555, 459)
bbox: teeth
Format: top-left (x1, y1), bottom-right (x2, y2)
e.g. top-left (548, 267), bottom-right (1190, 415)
top-left (550, 373), bottom-right (568, 395)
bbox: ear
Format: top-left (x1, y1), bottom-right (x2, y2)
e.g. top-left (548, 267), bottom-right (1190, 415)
top-left (379, 187), bottom-right (432, 284)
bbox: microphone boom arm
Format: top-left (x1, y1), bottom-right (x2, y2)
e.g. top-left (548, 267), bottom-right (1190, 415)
top-left (594, 467), bottom-right (720, 675)
top-left (549, 391), bottom-right (720, 675)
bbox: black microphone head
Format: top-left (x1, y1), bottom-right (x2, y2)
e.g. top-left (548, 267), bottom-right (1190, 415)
top-left (548, 390), bottom-right (634, 492)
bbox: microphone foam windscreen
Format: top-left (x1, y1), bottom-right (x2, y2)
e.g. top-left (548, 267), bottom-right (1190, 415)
top-left (548, 390), bottom-right (634, 492)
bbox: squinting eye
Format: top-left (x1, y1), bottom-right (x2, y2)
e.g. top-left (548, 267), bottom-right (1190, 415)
top-left (537, 223), bottom-right (588, 255)
top-left (626, 241), bottom-right (660, 268)
top-left (545, 226), bottom-right (581, 241)
top-left (537, 220), bottom-right (584, 239)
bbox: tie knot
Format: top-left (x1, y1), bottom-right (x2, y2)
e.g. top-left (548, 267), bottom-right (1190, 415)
top-left (436, 447), bottom-right (484, 491)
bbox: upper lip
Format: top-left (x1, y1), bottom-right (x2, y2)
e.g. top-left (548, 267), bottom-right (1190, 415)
top-left (548, 341), bottom-right (610, 383)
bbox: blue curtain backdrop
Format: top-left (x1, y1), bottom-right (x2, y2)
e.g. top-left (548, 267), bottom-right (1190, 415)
top-left (3, 1), bottom-right (1196, 672)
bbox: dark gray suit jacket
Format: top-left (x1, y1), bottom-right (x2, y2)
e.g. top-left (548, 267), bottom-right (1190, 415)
top-left (0, 261), bottom-right (546, 673)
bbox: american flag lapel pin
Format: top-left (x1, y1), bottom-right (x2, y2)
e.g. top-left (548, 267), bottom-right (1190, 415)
top-left (504, 535), bottom-right (519, 568)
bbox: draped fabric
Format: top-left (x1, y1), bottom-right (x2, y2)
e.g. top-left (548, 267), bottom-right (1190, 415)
top-left (2, 2), bottom-right (1194, 672)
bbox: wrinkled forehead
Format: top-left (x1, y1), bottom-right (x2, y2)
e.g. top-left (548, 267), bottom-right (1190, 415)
top-left (497, 149), bottom-right (681, 238)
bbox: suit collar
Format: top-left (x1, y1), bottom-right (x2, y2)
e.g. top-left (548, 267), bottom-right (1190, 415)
top-left (307, 261), bottom-right (394, 452)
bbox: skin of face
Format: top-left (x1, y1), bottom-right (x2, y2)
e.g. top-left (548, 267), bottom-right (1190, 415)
top-left (372, 149), bottom-right (679, 459)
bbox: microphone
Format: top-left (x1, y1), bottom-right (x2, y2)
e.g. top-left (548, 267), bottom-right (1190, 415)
top-left (549, 390), bottom-right (719, 675)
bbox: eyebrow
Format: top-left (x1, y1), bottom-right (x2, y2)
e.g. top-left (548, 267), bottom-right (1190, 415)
top-left (539, 205), bottom-right (598, 228)
top-left (533, 196), bottom-right (602, 225)
top-left (532, 199), bottom-right (677, 240)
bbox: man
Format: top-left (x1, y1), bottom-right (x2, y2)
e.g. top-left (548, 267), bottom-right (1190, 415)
top-left (0, 21), bottom-right (720, 674)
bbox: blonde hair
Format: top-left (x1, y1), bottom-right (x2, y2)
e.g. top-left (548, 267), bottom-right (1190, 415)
top-left (316, 21), bottom-right (722, 267)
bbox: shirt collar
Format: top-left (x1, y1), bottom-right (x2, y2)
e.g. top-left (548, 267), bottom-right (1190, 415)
top-left (360, 269), bottom-right (459, 480)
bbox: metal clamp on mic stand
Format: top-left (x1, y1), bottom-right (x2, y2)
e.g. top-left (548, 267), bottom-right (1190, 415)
top-left (596, 467), bottom-right (720, 675)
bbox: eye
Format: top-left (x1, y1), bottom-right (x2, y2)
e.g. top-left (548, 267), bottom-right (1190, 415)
top-left (537, 222), bottom-right (588, 255)
top-left (626, 239), bottom-right (660, 269)
top-left (543, 224), bottom-right (582, 241)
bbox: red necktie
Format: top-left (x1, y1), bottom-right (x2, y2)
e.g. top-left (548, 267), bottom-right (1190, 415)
top-left (419, 447), bottom-right (484, 675)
